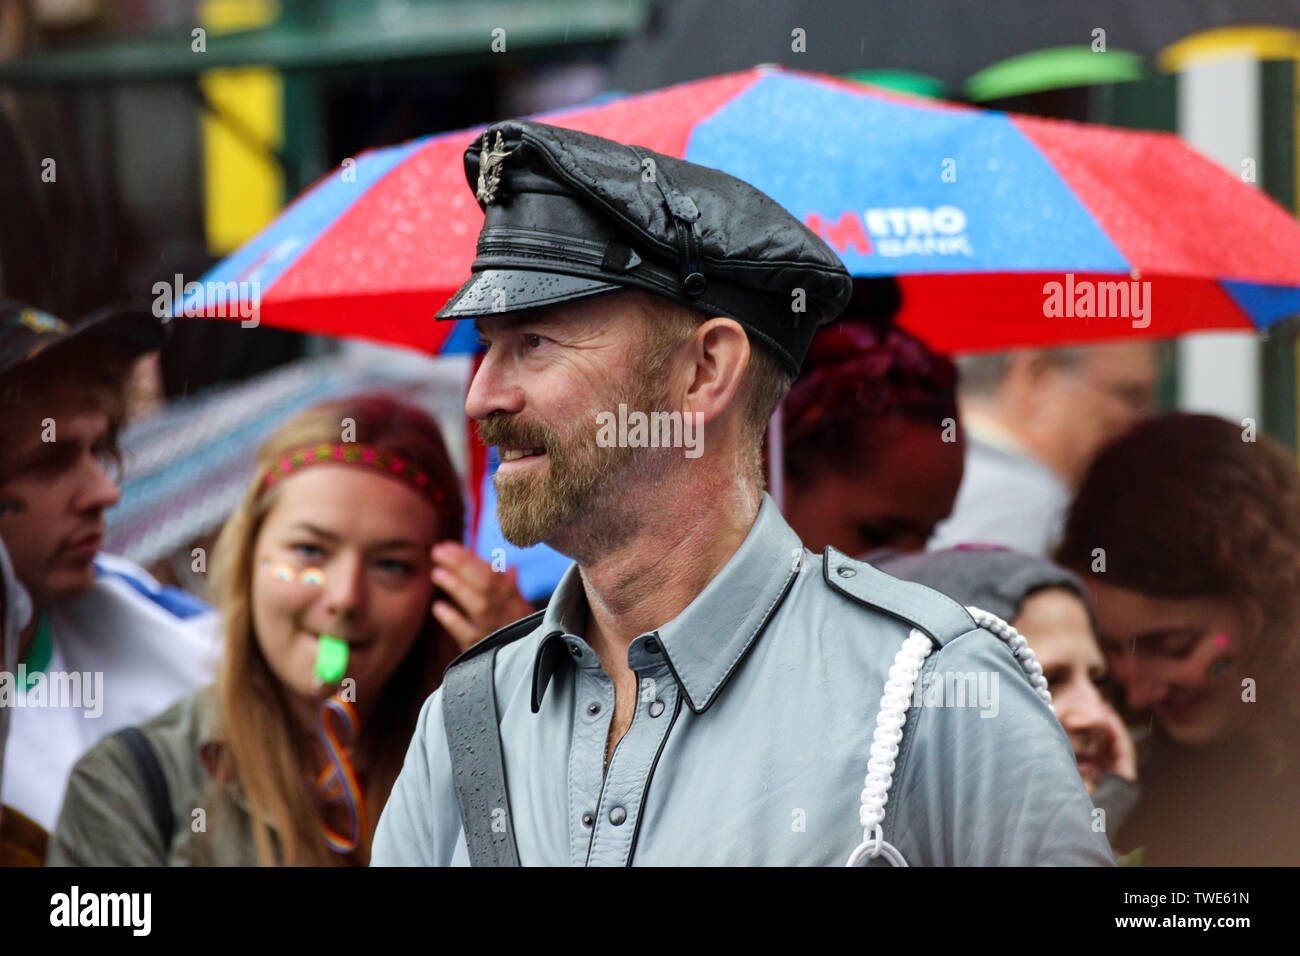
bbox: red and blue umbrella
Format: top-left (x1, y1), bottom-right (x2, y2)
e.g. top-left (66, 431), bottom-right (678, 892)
top-left (187, 65), bottom-right (1300, 598)
top-left (190, 64), bottom-right (1300, 355)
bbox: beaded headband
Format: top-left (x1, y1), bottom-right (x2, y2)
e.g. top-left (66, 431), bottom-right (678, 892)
top-left (261, 443), bottom-right (449, 513)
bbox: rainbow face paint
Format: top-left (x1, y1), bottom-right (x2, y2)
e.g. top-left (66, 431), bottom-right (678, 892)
top-left (314, 634), bottom-right (349, 685)
top-left (1208, 634), bottom-right (1232, 680)
top-left (261, 558), bottom-right (326, 586)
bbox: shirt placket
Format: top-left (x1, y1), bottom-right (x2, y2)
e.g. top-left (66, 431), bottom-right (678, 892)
top-left (565, 634), bottom-right (678, 867)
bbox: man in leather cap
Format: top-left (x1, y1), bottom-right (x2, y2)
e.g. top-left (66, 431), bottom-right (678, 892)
top-left (373, 121), bottom-right (1112, 866)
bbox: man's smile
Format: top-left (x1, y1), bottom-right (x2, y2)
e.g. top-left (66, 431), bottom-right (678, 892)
top-left (497, 447), bottom-right (548, 472)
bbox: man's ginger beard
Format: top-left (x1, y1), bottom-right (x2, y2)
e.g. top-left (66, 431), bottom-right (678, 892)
top-left (479, 367), bottom-right (674, 550)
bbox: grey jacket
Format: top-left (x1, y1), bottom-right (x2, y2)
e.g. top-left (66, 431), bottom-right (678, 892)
top-left (47, 687), bottom-right (271, 866)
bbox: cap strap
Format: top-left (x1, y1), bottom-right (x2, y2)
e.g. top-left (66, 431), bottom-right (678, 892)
top-left (628, 146), bottom-right (707, 298)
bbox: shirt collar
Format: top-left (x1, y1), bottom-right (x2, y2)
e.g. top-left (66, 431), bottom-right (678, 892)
top-left (530, 493), bottom-right (802, 714)
top-left (530, 563), bottom-right (584, 712)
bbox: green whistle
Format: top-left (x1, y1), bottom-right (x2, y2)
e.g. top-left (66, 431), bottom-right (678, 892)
top-left (314, 634), bottom-right (349, 684)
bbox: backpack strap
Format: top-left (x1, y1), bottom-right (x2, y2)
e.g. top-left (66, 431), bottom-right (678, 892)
top-left (113, 726), bottom-right (174, 855)
top-left (441, 610), bottom-right (544, 867)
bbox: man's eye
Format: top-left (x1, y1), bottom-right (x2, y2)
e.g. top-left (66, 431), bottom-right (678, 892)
top-left (523, 333), bottom-right (543, 348)
top-left (376, 558), bottom-right (414, 576)
top-left (32, 449), bottom-right (76, 476)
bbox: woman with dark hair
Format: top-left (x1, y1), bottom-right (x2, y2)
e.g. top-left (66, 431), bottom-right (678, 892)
top-left (782, 306), bottom-right (963, 556)
top-left (1055, 412), bottom-right (1300, 865)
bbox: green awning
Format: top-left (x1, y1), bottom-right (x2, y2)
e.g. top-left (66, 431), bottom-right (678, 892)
top-left (965, 45), bottom-right (1146, 101)
top-left (0, 0), bottom-right (648, 86)
top-left (841, 68), bottom-right (948, 99)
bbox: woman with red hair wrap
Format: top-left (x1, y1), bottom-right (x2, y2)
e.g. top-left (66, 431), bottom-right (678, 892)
top-left (782, 287), bottom-right (963, 557)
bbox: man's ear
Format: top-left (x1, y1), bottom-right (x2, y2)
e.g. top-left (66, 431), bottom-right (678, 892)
top-left (682, 317), bottom-right (750, 427)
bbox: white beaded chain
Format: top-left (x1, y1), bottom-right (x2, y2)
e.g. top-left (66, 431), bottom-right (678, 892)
top-left (844, 606), bottom-right (1055, 867)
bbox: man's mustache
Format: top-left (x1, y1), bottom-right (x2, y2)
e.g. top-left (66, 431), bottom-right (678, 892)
top-left (477, 416), bottom-right (559, 452)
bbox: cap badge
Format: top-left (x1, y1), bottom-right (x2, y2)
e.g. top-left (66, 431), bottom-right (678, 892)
top-left (476, 130), bottom-right (513, 205)
top-left (17, 308), bottom-right (66, 334)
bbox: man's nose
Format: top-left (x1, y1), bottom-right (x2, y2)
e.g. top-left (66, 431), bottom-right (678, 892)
top-left (77, 458), bottom-right (122, 513)
top-left (465, 350), bottom-right (525, 421)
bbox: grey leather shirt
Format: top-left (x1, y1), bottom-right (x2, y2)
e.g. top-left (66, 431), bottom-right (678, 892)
top-left (373, 494), bottom-right (1114, 866)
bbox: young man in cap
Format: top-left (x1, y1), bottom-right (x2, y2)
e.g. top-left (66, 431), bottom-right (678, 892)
top-left (372, 122), bottom-right (1113, 866)
top-left (0, 301), bottom-right (219, 835)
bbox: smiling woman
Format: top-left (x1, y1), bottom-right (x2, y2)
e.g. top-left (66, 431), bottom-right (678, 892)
top-left (46, 393), bottom-right (494, 866)
top-left (1056, 412), bottom-right (1300, 865)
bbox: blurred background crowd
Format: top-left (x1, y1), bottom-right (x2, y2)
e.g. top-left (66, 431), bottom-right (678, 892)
top-left (1, 0), bottom-right (1299, 867)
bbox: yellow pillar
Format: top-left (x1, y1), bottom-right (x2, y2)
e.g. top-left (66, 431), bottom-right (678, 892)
top-left (199, 0), bottom-right (283, 255)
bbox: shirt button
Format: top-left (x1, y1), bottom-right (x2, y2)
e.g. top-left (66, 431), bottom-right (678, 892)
top-left (644, 637), bottom-right (661, 654)
top-left (609, 806), bottom-right (627, 826)
top-left (586, 701), bottom-right (601, 716)
top-left (648, 699), bottom-right (665, 718)
top-left (837, 566), bottom-right (857, 578)
top-left (569, 643), bottom-right (583, 658)
top-left (581, 812), bottom-right (595, 828)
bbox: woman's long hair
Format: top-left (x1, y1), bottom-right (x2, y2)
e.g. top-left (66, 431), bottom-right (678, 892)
top-left (208, 392), bottom-right (465, 865)
top-left (1055, 412), bottom-right (1300, 770)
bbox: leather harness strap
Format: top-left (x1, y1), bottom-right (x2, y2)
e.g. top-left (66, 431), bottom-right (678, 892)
top-left (441, 611), bottom-right (544, 867)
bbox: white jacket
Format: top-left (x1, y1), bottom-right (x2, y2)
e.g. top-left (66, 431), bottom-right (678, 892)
top-left (0, 554), bottom-right (219, 831)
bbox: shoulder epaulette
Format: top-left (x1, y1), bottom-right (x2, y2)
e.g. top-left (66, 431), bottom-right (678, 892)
top-left (443, 608), bottom-right (546, 672)
top-left (821, 546), bottom-right (975, 649)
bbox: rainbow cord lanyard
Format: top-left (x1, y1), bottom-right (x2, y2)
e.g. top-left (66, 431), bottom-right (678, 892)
top-left (316, 693), bottom-right (367, 855)
top-left (312, 635), bottom-right (365, 855)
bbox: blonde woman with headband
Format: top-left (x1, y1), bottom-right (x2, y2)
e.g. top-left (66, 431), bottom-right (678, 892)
top-left (47, 392), bottom-right (532, 866)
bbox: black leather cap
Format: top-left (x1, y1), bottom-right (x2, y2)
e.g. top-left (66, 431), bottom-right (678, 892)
top-left (436, 120), bottom-right (853, 375)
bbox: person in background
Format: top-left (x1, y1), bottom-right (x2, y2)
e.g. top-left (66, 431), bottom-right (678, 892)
top-left (0, 533), bottom-right (40, 865)
top-left (1055, 412), bottom-right (1300, 865)
top-left (873, 545), bottom-right (1139, 851)
top-left (0, 300), bottom-right (220, 836)
top-left (929, 343), bottom-right (1158, 555)
top-left (48, 393), bottom-right (530, 866)
top-left (782, 283), bottom-right (963, 556)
